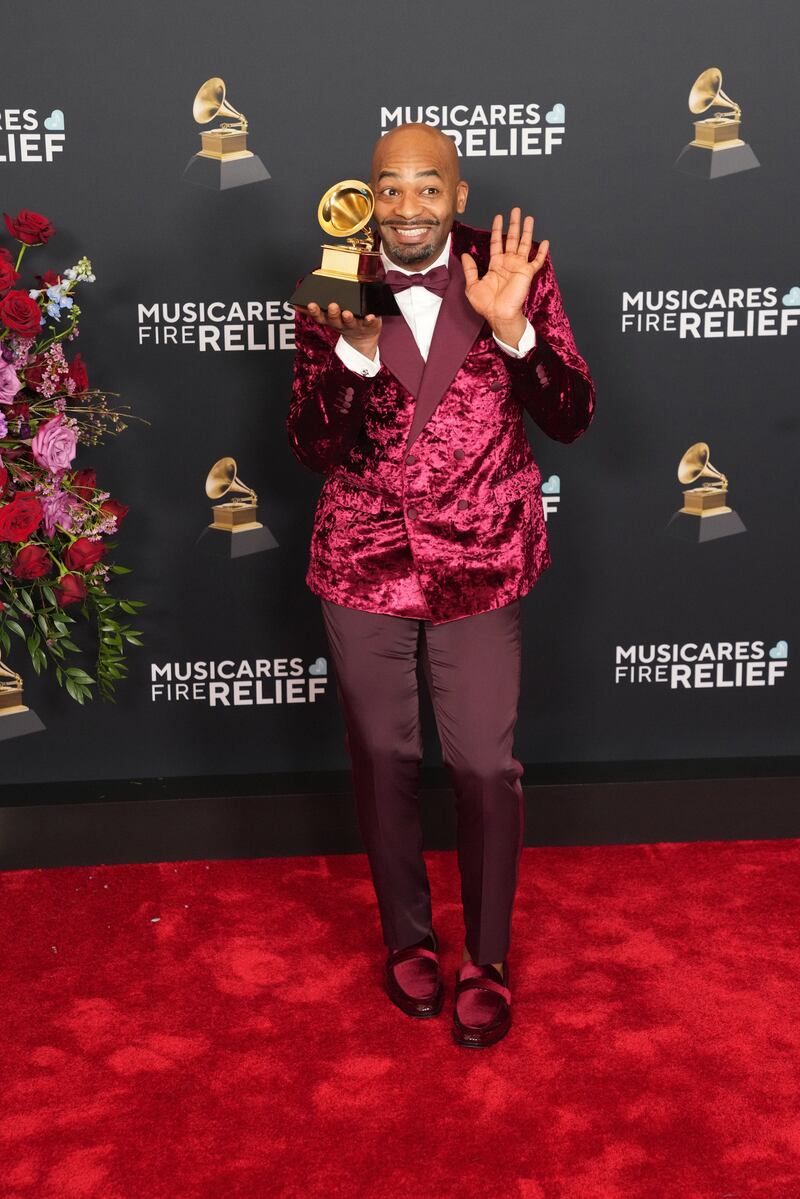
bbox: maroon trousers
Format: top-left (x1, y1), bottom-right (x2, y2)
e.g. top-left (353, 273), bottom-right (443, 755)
top-left (320, 598), bottom-right (525, 965)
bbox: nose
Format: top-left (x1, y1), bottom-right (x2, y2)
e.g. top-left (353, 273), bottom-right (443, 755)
top-left (393, 192), bottom-right (424, 221)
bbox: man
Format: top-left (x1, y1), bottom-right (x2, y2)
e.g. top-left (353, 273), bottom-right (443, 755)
top-left (287, 123), bottom-right (594, 1048)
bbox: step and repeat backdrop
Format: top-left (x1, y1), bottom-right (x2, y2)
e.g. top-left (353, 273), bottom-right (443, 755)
top-left (1, 0), bottom-right (797, 788)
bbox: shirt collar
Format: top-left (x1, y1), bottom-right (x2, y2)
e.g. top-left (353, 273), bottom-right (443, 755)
top-left (380, 232), bottom-right (452, 276)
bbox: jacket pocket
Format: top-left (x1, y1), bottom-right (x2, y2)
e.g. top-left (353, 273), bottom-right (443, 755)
top-left (492, 462), bottom-right (541, 506)
top-left (323, 476), bottom-right (384, 515)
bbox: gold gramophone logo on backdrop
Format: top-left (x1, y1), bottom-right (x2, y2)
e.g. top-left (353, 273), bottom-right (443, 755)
top-left (182, 77), bottom-right (270, 190)
top-left (674, 68), bottom-right (759, 179)
top-left (289, 181), bottom-right (401, 318)
top-left (196, 456), bottom-right (278, 557)
top-left (665, 442), bottom-right (746, 542)
top-left (0, 656), bottom-right (44, 741)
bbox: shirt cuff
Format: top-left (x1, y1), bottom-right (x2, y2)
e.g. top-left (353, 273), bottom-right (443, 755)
top-left (493, 319), bottom-right (536, 358)
top-left (335, 334), bottom-right (382, 377)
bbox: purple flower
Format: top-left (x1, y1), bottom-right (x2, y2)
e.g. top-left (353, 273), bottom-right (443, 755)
top-left (0, 360), bottom-right (21, 406)
top-left (40, 488), bottom-right (77, 537)
top-left (0, 412), bottom-right (7, 438)
top-left (31, 414), bottom-right (77, 474)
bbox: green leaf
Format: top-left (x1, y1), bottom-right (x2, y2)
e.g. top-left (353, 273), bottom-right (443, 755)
top-left (110, 564), bottom-right (132, 574)
top-left (61, 638), bottom-right (80, 652)
top-left (41, 584), bottom-right (56, 605)
top-left (37, 614), bottom-right (49, 636)
top-left (6, 619), bottom-right (25, 638)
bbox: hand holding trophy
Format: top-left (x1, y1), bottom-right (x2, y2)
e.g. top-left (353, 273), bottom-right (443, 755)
top-left (290, 181), bottom-right (400, 354)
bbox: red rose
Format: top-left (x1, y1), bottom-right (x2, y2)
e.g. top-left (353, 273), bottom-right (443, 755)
top-left (54, 572), bottom-right (86, 607)
top-left (0, 255), bottom-right (18, 293)
top-left (3, 209), bottom-right (55, 246)
top-left (34, 270), bottom-right (61, 289)
top-left (64, 536), bottom-right (105, 572)
top-left (0, 492), bottom-right (43, 542)
top-left (6, 399), bottom-right (30, 422)
top-left (70, 468), bottom-right (96, 500)
top-left (101, 498), bottom-right (129, 527)
top-left (68, 352), bottom-right (88, 392)
top-left (0, 466), bottom-right (8, 497)
top-left (0, 289), bottom-right (42, 337)
top-left (12, 544), bottom-right (52, 580)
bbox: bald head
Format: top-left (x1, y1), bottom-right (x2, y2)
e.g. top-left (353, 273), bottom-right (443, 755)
top-left (370, 123), bottom-right (468, 268)
top-left (371, 123), bottom-right (460, 183)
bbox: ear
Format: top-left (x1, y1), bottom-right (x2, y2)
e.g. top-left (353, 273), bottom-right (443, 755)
top-left (456, 180), bottom-right (469, 214)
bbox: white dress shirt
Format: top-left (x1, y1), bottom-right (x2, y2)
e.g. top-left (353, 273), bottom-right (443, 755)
top-left (334, 232), bottom-right (536, 377)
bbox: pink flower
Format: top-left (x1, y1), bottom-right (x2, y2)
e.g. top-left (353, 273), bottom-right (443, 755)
top-left (0, 360), bottom-right (21, 406)
top-left (31, 414), bottom-right (77, 474)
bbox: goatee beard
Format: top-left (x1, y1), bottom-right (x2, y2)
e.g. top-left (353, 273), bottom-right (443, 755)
top-left (384, 240), bottom-right (438, 266)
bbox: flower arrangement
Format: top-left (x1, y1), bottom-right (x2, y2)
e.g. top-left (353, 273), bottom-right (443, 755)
top-left (0, 208), bottom-right (143, 704)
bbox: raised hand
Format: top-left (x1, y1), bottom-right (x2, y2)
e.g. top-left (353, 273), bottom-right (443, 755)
top-left (294, 301), bottom-right (382, 360)
top-left (461, 208), bottom-right (549, 348)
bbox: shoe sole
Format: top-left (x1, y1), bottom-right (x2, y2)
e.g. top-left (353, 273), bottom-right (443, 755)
top-left (386, 988), bottom-right (445, 1019)
top-left (452, 1020), bottom-right (511, 1048)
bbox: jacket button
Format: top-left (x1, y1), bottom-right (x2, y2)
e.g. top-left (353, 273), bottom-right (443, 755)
top-left (407, 507), bottom-right (419, 520)
top-left (406, 454), bottom-right (417, 465)
top-left (453, 449), bottom-right (465, 460)
top-left (457, 500), bottom-right (470, 510)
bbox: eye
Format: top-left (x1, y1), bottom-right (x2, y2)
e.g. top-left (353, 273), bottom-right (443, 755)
top-left (379, 187), bottom-right (399, 197)
top-left (421, 187), bottom-right (439, 196)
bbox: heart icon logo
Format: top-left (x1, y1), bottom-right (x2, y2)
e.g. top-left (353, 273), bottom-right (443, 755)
top-left (43, 109), bottom-right (65, 131)
top-left (541, 474), bottom-right (561, 495)
top-left (768, 640), bottom-right (788, 660)
top-left (308, 656), bottom-right (328, 676)
top-left (545, 103), bottom-right (565, 125)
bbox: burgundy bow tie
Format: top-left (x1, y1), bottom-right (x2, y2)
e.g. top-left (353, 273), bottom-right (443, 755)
top-left (384, 265), bottom-right (450, 298)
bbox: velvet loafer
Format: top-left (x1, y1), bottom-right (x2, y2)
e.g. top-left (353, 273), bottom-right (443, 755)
top-left (452, 959), bottom-right (511, 1047)
top-left (385, 930), bottom-right (444, 1018)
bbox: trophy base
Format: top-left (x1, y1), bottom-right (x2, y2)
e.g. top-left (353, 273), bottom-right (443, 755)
top-left (290, 273), bottom-right (401, 318)
top-left (196, 522), bottom-right (279, 558)
top-left (0, 705), bottom-right (45, 740)
top-left (674, 141), bottom-right (760, 179)
top-left (666, 508), bottom-right (746, 542)
top-left (182, 152), bottom-right (271, 190)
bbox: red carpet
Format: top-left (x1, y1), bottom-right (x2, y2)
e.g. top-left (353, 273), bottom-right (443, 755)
top-left (2, 838), bottom-right (800, 1198)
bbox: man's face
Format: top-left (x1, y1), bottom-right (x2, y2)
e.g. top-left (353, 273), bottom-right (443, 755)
top-left (371, 130), bottom-right (468, 269)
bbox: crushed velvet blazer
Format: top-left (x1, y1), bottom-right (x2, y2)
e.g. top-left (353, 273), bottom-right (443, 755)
top-left (286, 219), bottom-right (595, 624)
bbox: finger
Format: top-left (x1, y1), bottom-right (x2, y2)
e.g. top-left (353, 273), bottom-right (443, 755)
top-left (517, 215), bottom-right (534, 260)
top-left (303, 301), bottom-right (326, 325)
top-left (530, 238), bottom-right (550, 275)
top-left (505, 206), bottom-right (521, 255)
top-left (326, 302), bottom-right (344, 329)
top-left (339, 310), bottom-right (356, 326)
top-left (489, 213), bottom-right (504, 260)
top-left (461, 251), bottom-right (479, 289)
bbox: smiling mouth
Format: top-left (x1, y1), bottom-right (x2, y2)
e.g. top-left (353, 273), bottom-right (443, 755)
top-left (385, 225), bottom-right (437, 243)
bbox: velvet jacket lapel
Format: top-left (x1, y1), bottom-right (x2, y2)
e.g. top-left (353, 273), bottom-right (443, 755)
top-left (376, 222), bottom-right (488, 452)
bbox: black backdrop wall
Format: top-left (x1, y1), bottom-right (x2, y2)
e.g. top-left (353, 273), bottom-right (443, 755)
top-left (2, 1), bottom-right (798, 854)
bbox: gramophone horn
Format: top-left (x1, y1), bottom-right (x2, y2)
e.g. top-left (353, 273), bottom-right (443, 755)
top-left (688, 68), bottom-right (739, 118)
top-left (677, 442), bottom-right (728, 489)
top-left (193, 77), bottom-right (247, 128)
top-left (205, 457), bottom-right (257, 502)
top-left (318, 180), bottom-right (374, 239)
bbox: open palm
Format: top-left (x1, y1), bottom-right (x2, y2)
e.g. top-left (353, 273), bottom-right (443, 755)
top-left (462, 208), bottom-right (549, 329)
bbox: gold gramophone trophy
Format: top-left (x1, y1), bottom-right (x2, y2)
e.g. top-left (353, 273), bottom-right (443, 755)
top-left (675, 68), bottom-right (759, 178)
top-left (666, 442), bottom-right (746, 542)
top-left (0, 656), bottom-right (44, 741)
top-left (182, 77), bottom-right (270, 190)
top-left (289, 180), bottom-right (401, 318)
top-left (196, 457), bottom-right (278, 557)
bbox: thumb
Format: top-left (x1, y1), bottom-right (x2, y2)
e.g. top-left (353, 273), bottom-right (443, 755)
top-left (461, 252), bottom-right (479, 289)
